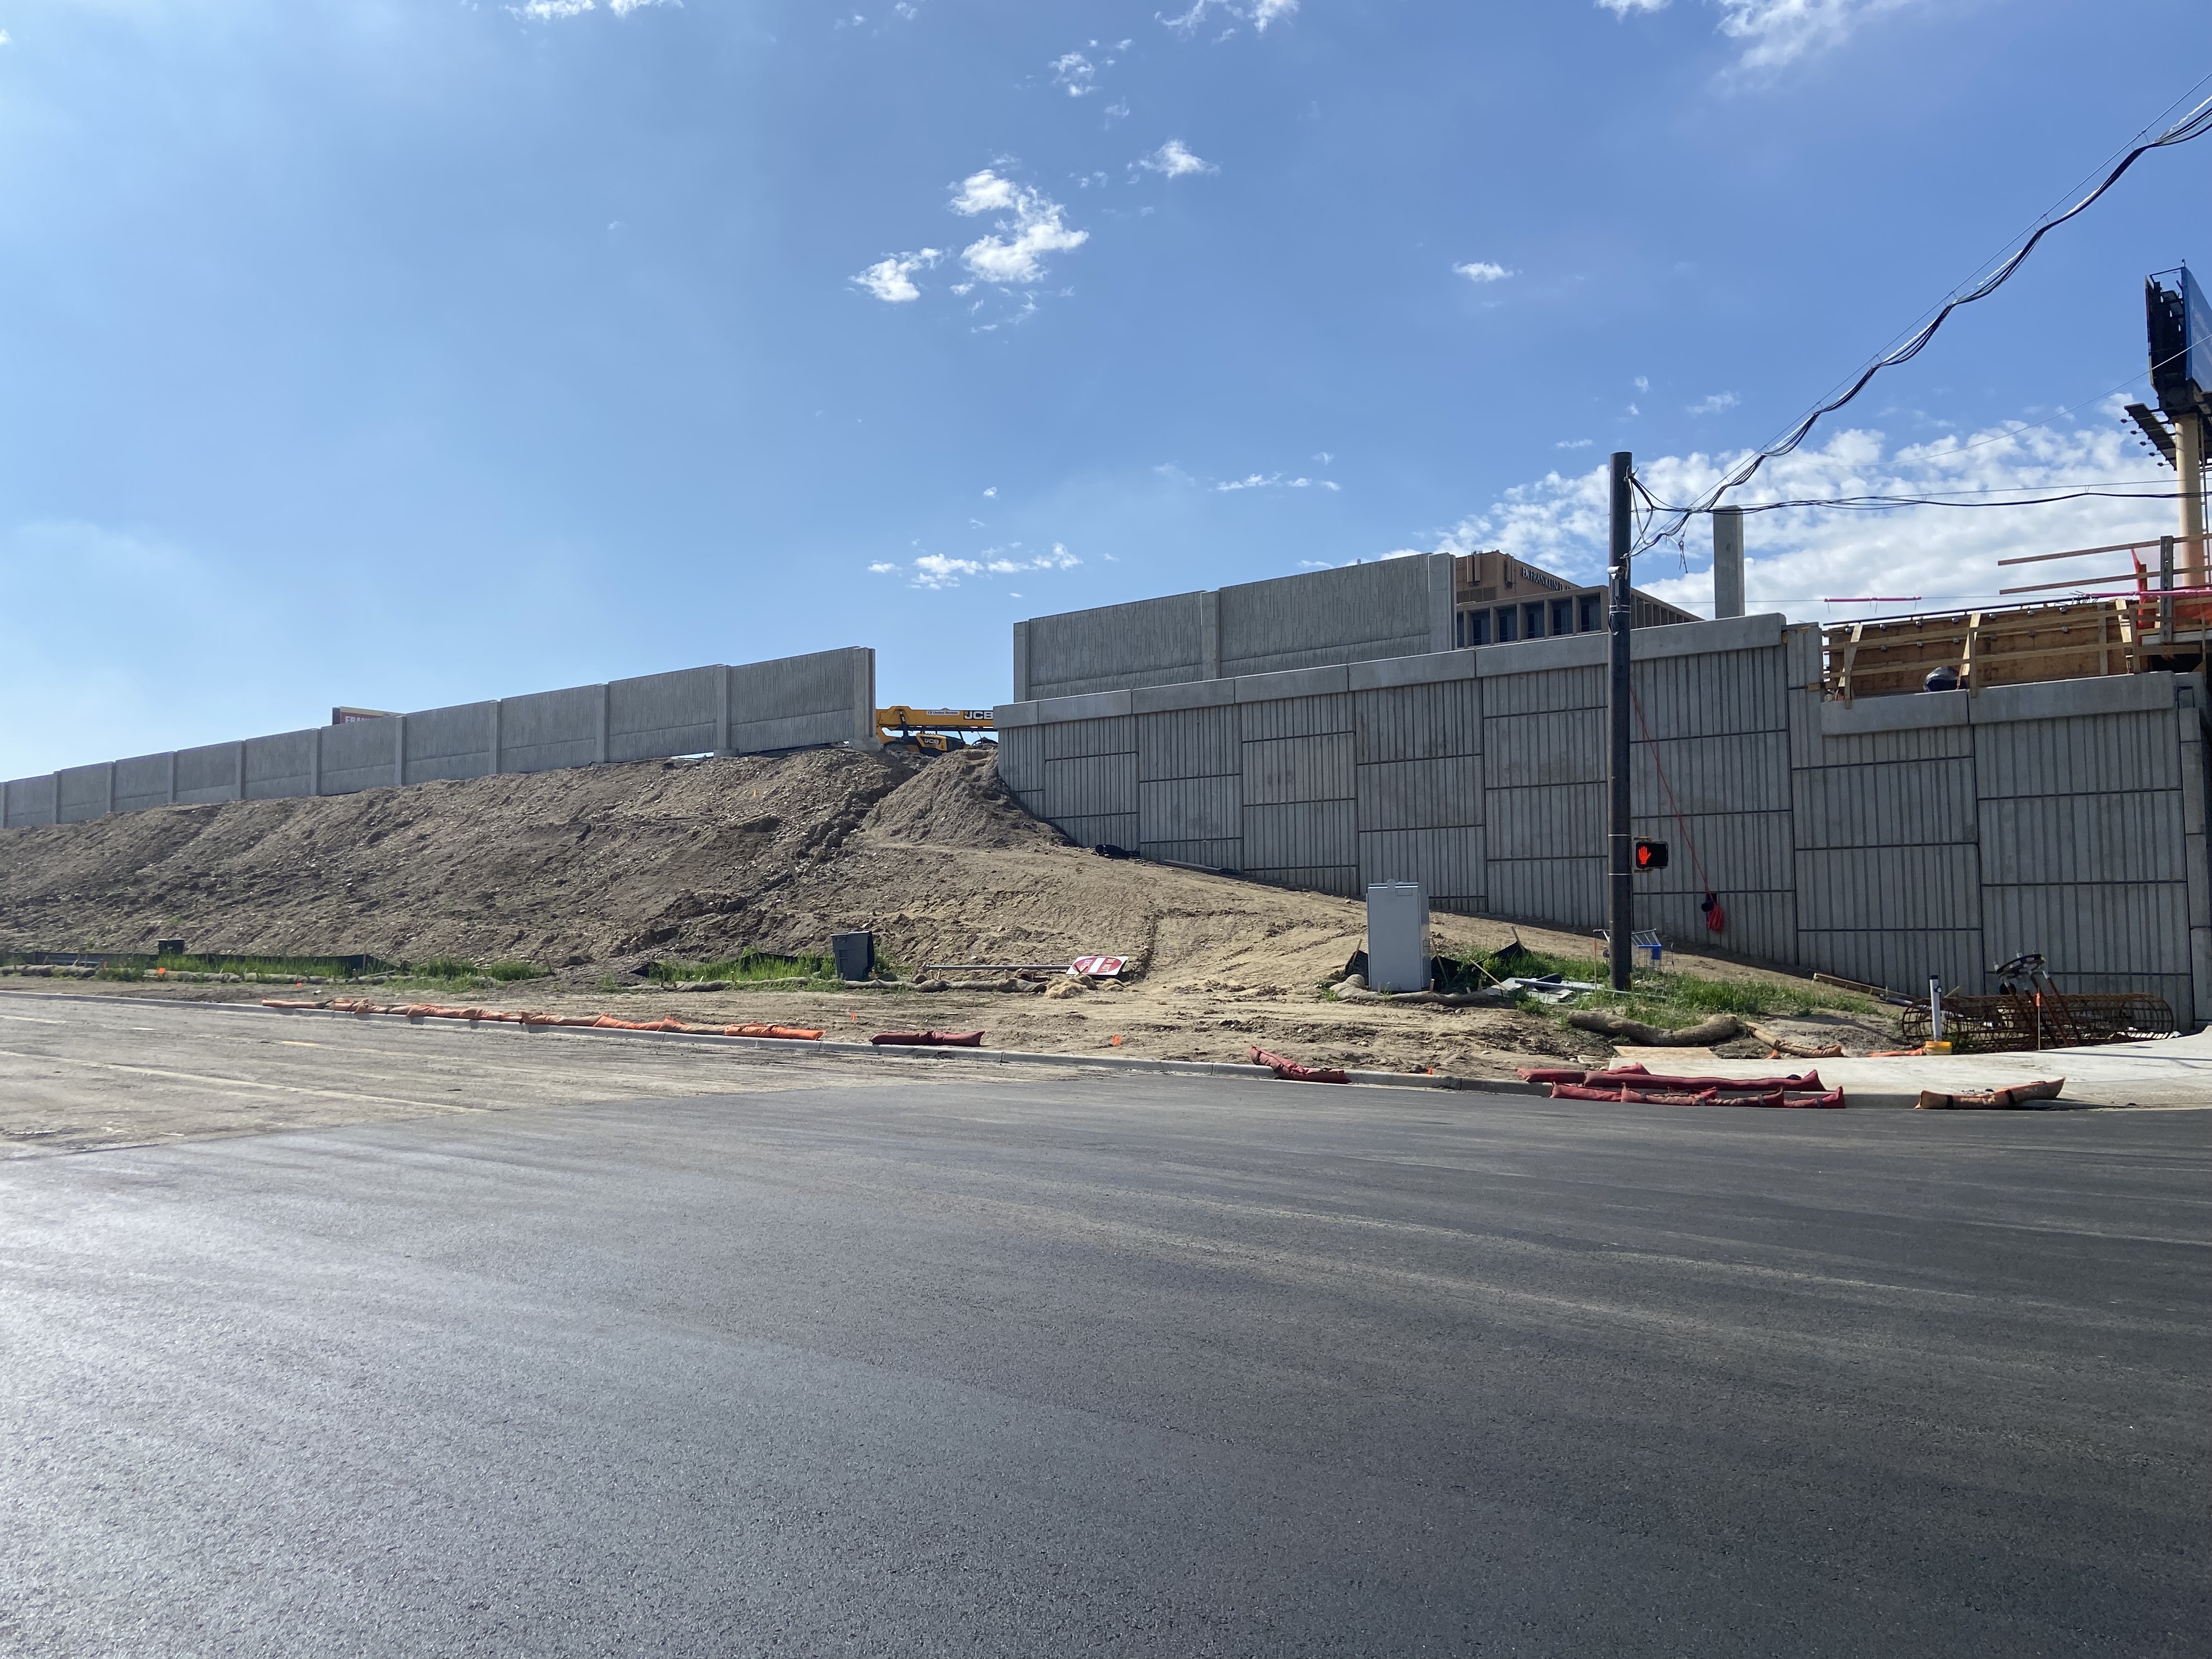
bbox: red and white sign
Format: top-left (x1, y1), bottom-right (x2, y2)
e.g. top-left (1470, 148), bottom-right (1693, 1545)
top-left (1068, 955), bottom-right (1127, 979)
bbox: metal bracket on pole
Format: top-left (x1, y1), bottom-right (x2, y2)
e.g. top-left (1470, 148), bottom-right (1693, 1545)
top-left (1608, 452), bottom-right (1634, 995)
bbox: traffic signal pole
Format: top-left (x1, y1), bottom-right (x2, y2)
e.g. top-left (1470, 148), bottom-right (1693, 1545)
top-left (1608, 452), bottom-right (1634, 994)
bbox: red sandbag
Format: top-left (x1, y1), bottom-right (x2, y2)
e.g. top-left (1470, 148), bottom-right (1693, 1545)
top-left (872, 1030), bottom-right (986, 1047)
top-left (1549, 1081), bottom-right (1844, 1109)
top-left (1250, 1045), bottom-right (1351, 1085)
top-left (1585, 1066), bottom-right (1824, 1093)
top-left (727, 1024), bottom-right (825, 1041)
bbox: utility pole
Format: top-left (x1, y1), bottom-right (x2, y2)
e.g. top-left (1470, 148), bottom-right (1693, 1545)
top-left (1608, 452), bottom-right (1634, 995)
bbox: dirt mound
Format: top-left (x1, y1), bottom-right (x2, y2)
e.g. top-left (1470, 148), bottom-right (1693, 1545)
top-left (859, 747), bottom-right (1064, 851)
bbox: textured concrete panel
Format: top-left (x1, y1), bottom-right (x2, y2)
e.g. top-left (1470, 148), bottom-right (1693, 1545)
top-left (1810, 723), bottom-right (1976, 768)
top-left (1795, 929), bottom-right (1985, 1000)
top-left (1347, 650), bottom-right (1479, 693)
top-left (1022, 592), bottom-right (1207, 702)
top-left (1970, 672), bottom-right (2182, 725)
top-left (1637, 889), bottom-right (1799, 968)
top-left (1980, 882), bottom-right (2191, 978)
top-left (1624, 809), bottom-right (1796, 899)
top-left (1243, 800), bottom-right (1355, 871)
top-left (1975, 712), bottom-right (2181, 799)
top-left (1358, 827), bottom-right (1482, 905)
top-left (1355, 681), bottom-right (1481, 764)
top-left (610, 668), bottom-right (719, 763)
top-left (1480, 665), bottom-right (1605, 718)
top-left (113, 754), bottom-right (174, 815)
top-left (1486, 857), bottom-right (1606, 932)
top-left (1042, 753), bottom-right (1139, 819)
top-left (1130, 679), bottom-right (1237, 716)
top-left (3, 775), bottom-right (59, 828)
top-left (1217, 558), bottom-right (1434, 680)
top-left (1794, 846), bottom-right (1982, 932)
top-left (1042, 715), bottom-right (1136, 762)
top-left (56, 764), bottom-right (111, 823)
top-left (1242, 733), bottom-right (1355, 806)
top-left (1052, 811), bottom-right (1141, 851)
top-left (1243, 862), bottom-right (1360, 899)
top-left (1821, 691), bottom-right (1970, 737)
top-left (996, 726), bottom-right (1046, 795)
top-left (1235, 665), bottom-right (1352, 704)
top-left (1239, 695), bottom-right (1352, 741)
top-left (727, 648), bottom-right (874, 754)
top-left (497, 688), bottom-right (601, 776)
top-left (174, 742), bottom-right (246, 805)
top-left (1486, 782), bottom-right (1604, 861)
top-left (1632, 648), bottom-right (1790, 742)
top-left (1484, 709), bottom-right (1604, 790)
top-left (1979, 792), bottom-right (2185, 885)
top-left (1632, 731), bottom-right (1790, 816)
top-left (1357, 756), bottom-right (1481, 833)
top-left (1141, 836), bottom-right (1244, 871)
top-left (1793, 760), bottom-right (1978, 852)
top-left (245, 730), bottom-right (318, 800)
top-left (1140, 775), bottom-right (1240, 844)
top-left (1137, 706), bottom-right (1239, 782)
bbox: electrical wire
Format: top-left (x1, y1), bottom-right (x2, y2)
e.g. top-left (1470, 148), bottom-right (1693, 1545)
top-left (1633, 88), bottom-right (2212, 556)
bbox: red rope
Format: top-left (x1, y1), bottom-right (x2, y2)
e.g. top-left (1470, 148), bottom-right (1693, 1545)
top-left (1628, 687), bottom-right (1725, 933)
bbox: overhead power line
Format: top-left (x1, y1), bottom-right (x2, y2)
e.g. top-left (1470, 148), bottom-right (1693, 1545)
top-left (1636, 88), bottom-right (2212, 554)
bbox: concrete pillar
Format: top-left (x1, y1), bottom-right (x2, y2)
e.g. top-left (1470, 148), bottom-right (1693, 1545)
top-left (1713, 507), bottom-right (1746, 620)
top-left (596, 686), bottom-right (611, 764)
top-left (1426, 553), bottom-right (1456, 655)
top-left (1012, 620), bottom-right (1031, 703)
top-left (490, 700), bottom-right (505, 775)
top-left (235, 742), bottom-right (247, 802)
top-left (713, 669), bottom-right (730, 758)
top-left (394, 718), bottom-right (406, 788)
top-left (101, 763), bottom-right (115, 818)
top-left (309, 730), bottom-right (321, 798)
top-left (852, 648), bottom-right (878, 749)
top-left (1199, 590), bottom-right (1221, 682)
top-left (166, 751), bottom-right (177, 805)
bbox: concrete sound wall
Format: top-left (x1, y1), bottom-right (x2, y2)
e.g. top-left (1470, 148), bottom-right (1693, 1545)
top-left (1, 648), bottom-right (877, 831)
top-left (998, 615), bottom-right (2211, 1023)
top-left (1014, 554), bottom-right (1458, 703)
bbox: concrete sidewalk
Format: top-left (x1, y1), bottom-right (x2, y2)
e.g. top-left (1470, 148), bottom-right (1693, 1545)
top-left (1607, 1030), bottom-right (2212, 1108)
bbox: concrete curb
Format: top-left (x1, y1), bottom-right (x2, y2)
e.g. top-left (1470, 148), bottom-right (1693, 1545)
top-left (0, 989), bottom-right (1539, 1097)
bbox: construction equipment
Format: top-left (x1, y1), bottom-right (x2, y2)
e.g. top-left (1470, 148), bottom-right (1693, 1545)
top-left (876, 706), bottom-right (996, 754)
top-left (1897, 955), bottom-right (2176, 1053)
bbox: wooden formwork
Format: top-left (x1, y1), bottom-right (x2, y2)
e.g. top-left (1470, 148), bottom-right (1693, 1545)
top-left (1824, 600), bottom-right (2153, 703)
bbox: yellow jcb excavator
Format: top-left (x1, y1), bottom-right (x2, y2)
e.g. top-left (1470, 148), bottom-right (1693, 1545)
top-left (876, 706), bottom-right (996, 755)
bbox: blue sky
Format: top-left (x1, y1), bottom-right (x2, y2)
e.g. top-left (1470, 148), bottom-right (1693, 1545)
top-left (0, 0), bottom-right (2204, 776)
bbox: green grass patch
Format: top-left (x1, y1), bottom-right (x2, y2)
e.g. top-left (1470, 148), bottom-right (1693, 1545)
top-left (1431, 942), bottom-right (1874, 1024)
top-left (645, 951), bottom-right (840, 986)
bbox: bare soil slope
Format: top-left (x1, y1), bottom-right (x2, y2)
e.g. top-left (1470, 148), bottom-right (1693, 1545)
top-left (0, 748), bottom-right (1881, 1075)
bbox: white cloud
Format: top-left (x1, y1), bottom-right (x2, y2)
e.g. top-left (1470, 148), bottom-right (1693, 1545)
top-left (1387, 404), bottom-right (2175, 622)
top-left (1138, 139), bottom-right (1216, 178)
top-left (983, 486), bottom-right (998, 497)
top-left (1555, 438), bottom-right (1594, 449)
top-left (950, 171), bottom-right (1087, 285)
top-left (1051, 50), bottom-right (1098, 95)
top-left (853, 247), bottom-right (943, 302)
top-left (1160, 0), bottom-right (1296, 36)
top-left (1596, 0), bottom-right (1668, 13)
top-left (1453, 261), bottom-right (1511, 284)
top-left (882, 543), bottom-right (1079, 589)
top-left (1634, 375), bottom-right (1650, 392)
top-left (1104, 99), bottom-right (1131, 121)
top-left (1716, 0), bottom-right (1906, 69)
top-left (1687, 391), bottom-right (1740, 415)
top-left (608, 0), bottom-right (678, 12)
top-left (1215, 473), bottom-right (1340, 492)
top-left (510, 0), bottom-right (592, 17)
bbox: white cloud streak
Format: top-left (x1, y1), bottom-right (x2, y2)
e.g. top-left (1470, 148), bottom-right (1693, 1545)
top-left (1138, 139), bottom-right (1216, 177)
top-left (1050, 50), bottom-right (1097, 95)
top-left (950, 171), bottom-right (1087, 285)
top-left (1686, 391), bottom-right (1740, 415)
top-left (878, 544), bottom-right (1081, 589)
top-left (1453, 261), bottom-right (1511, 284)
top-left (1595, 0), bottom-right (1908, 68)
top-left (1215, 473), bottom-right (1340, 492)
top-left (1160, 0), bottom-right (1297, 36)
top-left (509, 0), bottom-right (679, 19)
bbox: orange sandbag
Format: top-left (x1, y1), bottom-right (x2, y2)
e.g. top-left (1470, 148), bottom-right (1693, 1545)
top-left (728, 1024), bottom-right (825, 1041)
top-left (1251, 1045), bottom-right (1351, 1085)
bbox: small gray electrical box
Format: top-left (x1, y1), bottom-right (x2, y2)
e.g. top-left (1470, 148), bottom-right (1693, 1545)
top-left (1364, 881), bottom-right (1430, 995)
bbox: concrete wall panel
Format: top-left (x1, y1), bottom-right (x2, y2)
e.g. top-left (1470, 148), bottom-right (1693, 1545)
top-left (1793, 760), bottom-right (1977, 851)
top-left (1354, 680), bottom-right (1481, 764)
top-left (1356, 756), bottom-right (1481, 833)
top-left (320, 717), bottom-right (402, 795)
top-left (1979, 793), bottom-right (2185, 886)
top-left (1479, 663), bottom-right (1604, 718)
top-left (1486, 781), bottom-right (1604, 861)
top-left (1486, 856), bottom-right (1606, 931)
top-left (1242, 733), bottom-right (1354, 807)
top-left (401, 704), bottom-right (494, 786)
top-left (1137, 706), bottom-right (1238, 781)
top-left (609, 667), bottom-right (719, 763)
top-left (1142, 837), bottom-right (1244, 871)
top-left (1632, 731), bottom-right (1790, 815)
top-left (1794, 845), bottom-right (1982, 932)
top-left (4, 774), bottom-right (59, 827)
top-left (1237, 693), bottom-right (1351, 741)
top-left (1055, 811), bottom-right (1140, 851)
top-left (245, 730), bottom-right (318, 800)
top-left (996, 725), bottom-right (1045, 795)
top-left (1243, 799), bottom-right (1355, 872)
top-left (499, 687), bottom-right (602, 776)
top-left (114, 754), bottom-right (174, 815)
top-left (1484, 709), bottom-right (1604, 790)
top-left (1359, 827), bottom-right (1483, 909)
top-left (1795, 929), bottom-right (1985, 999)
top-left (174, 742), bottom-right (246, 805)
top-left (1980, 883), bottom-right (2192, 980)
top-left (727, 647), bottom-right (873, 754)
top-left (1974, 711), bottom-right (2181, 798)
top-left (57, 764), bottom-right (112, 823)
top-left (1023, 593), bottom-right (1206, 701)
top-left (1140, 775), bottom-right (1240, 845)
top-left (1042, 715), bottom-right (1136, 762)
top-left (1042, 753), bottom-right (1138, 819)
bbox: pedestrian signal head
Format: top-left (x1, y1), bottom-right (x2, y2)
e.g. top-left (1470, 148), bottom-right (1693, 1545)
top-left (1633, 839), bottom-right (1669, 872)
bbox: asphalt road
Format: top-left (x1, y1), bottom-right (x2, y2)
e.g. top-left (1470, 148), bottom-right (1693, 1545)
top-left (2, 1027), bottom-right (2205, 1656)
